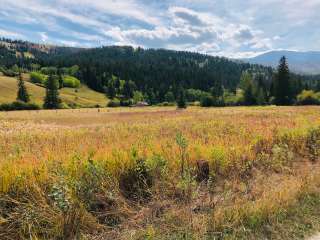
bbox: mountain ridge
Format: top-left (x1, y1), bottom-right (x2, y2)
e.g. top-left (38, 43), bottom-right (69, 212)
top-left (244, 50), bottom-right (320, 75)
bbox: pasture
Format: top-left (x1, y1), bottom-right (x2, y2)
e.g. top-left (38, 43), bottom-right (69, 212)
top-left (1, 106), bottom-right (320, 239)
top-left (0, 75), bottom-right (107, 108)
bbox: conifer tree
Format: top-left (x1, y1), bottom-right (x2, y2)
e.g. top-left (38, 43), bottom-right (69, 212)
top-left (273, 56), bottom-right (293, 105)
top-left (240, 72), bottom-right (256, 105)
top-left (17, 72), bottom-right (30, 103)
top-left (243, 80), bottom-right (256, 105)
top-left (211, 78), bottom-right (224, 105)
top-left (44, 74), bottom-right (61, 109)
top-left (106, 79), bottom-right (116, 99)
top-left (177, 86), bottom-right (187, 109)
top-left (211, 78), bottom-right (223, 99)
top-left (122, 80), bottom-right (136, 99)
top-left (58, 74), bottom-right (64, 89)
top-left (316, 80), bottom-right (320, 92)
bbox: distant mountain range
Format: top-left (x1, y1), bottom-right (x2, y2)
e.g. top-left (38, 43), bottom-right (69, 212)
top-left (244, 50), bottom-right (320, 75)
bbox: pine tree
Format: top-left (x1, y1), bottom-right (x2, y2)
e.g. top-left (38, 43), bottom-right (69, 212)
top-left (146, 88), bottom-right (157, 105)
top-left (106, 79), bottom-right (116, 99)
top-left (256, 88), bottom-right (266, 105)
top-left (44, 74), bottom-right (61, 109)
top-left (243, 81), bottom-right (256, 105)
top-left (122, 80), bottom-right (136, 99)
top-left (17, 72), bottom-right (30, 103)
top-left (177, 86), bottom-right (187, 109)
top-left (211, 78), bottom-right (224, 106)
top-left (316, 80), bottom-right (320, 92)
top-left (240, 72), bottom-right (256, 105)
top-left (115, 77), bottom-right (121, 93)
top-left (273, 56), bottom-right (293, 105)
top-left (211, 78), bottom-right (223, 99)
top-left (58, 74), bottom-right (64, 89)
top-left (164, 91), bottom-right (175, 102)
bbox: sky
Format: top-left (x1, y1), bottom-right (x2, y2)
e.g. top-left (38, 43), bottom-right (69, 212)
top-left (0, 0), bottom-right (319, 58)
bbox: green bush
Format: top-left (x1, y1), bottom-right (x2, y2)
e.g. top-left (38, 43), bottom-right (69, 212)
top-left (40, 67), bottom-right (57, 75)
top-left (30, 72), bottom-right (47, 84)
top-left (186, 89), bottom-right (210, 102)
top-left (63, 75), bottom-right (81, 88)
top-left (306, 127), bottom-right (320, 161)
top-left (200, 96), bottom-right (215, 107)
top-left (0, 101), bottom-right (40, 111)
top-left (224, 89), bottom-right (243, 106)
top-left (2, 68), bottom-right (18, 77)
top-left (107, 100), bottom-right (121, 108)
top-left (157, 101), bottom-right (175, 106)
top-left (120, 99), bottom-right (134, 107)
top-left (297, 90), bottom-right (320, 105)
top-left (200, 95), bottom-right (225, 107)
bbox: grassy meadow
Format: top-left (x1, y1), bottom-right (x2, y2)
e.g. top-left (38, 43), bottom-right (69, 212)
top-left (1, 106), bottom-right (320, 239)
top-left (0, 74), bottom-right (108, 108)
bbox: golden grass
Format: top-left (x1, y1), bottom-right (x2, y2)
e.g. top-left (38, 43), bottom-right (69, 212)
top-left (0, 106), bottom-right (320, 239)
top-left (0, 75), bottom-right (108, 107)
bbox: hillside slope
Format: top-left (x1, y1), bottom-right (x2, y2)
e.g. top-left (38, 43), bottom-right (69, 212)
top-left (0, 74), bottom-right (107, 107)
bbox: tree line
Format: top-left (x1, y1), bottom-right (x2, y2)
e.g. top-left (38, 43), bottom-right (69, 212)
top-left (1, 39), bottom-right (320, 109)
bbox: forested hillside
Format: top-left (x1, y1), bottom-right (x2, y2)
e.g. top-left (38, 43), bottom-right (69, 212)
top-left (0, 39), bottom-right (273, 102)
top-left (40, 46), bottom-right (275, 97)
top-left (1, 38), bottom-right (320, 107)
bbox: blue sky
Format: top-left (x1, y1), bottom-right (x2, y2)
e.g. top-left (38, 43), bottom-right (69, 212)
top-left (0, 0), bottom-right (319, 58)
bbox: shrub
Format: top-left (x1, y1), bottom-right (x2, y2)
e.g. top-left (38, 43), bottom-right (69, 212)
top-left (119, 159), bottom-right (153, 202)
top-left (164, 91), bottom-right (175, 102)
top-left (306, 127), bottom-right (320, 161)
top-left (63, 75), bottom-right (81, 88)
top-left (107, 100), bottom-right (121, 108)
top-left (2, 68), bottom-right (18, 77)
top-left (297, 90), bottom-right (320, 105)
top-left (30, 72), bottom-right (47, 84)
top-left (0, 101), bottom-right (40, 111)
top-left (200, 95), bottom-right (225, 107)
top-left (224, 89), bottom-right (243, 106)
top-left (188, 101), bottom-right (201, 106)
top-left (40, 67), bottom-right (57, 75)
top-left (120, 99), bottom-right (134, 107)
top-left (157, 101), bottom-right (175, 106)
top-left (186, 89), bottom-right (209, 102)
top-left (200, 95), bottom-right (215, 107)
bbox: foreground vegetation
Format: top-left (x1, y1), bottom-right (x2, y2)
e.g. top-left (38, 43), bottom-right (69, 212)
top-left (0, 106), bottom-right (320, 239)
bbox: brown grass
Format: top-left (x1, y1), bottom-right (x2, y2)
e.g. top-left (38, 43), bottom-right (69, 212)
top-left (0, 106), bottom-right (320, 239)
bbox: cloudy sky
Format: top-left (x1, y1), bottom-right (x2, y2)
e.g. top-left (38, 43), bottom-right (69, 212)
top-left (0, 0), bottom-right (319, 58)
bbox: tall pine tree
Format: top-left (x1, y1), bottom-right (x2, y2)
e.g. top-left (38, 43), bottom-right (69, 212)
top-left (106, 79), bottom-right (116, 99)
top-left (17, 72), bottom-right (30, 103)
top-left (122, 80), bottom-right (136, 99)
top-left (273, 56), bottom-right (293, 105)
top-left (211, 78), bottom-right (224, 106)
top-left (44, 74), bottom-right (61, 109)
top-left (177, 85), bottom-right (187, 109)
top-left (240, 72), bottom-right (256, 105)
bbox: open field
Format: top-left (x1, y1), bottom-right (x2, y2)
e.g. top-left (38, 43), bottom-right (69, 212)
top-left (1, 106), bottom-right (320, 239)
top-left (0, 75), bottom-right (108, 107)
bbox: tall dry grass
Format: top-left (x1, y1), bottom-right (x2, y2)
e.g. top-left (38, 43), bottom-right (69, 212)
top-left (0, 106), bottom-right (320, 239)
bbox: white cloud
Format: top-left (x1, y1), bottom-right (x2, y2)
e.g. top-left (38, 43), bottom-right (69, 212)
top-left (39, 32), bottom-right (48, 42)
top-left (0, 29), bottom-right (22, 38)
top-left (0, 0), bottom-right (319, 57)
top-left (58, 40), bottom-right (80, 47)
